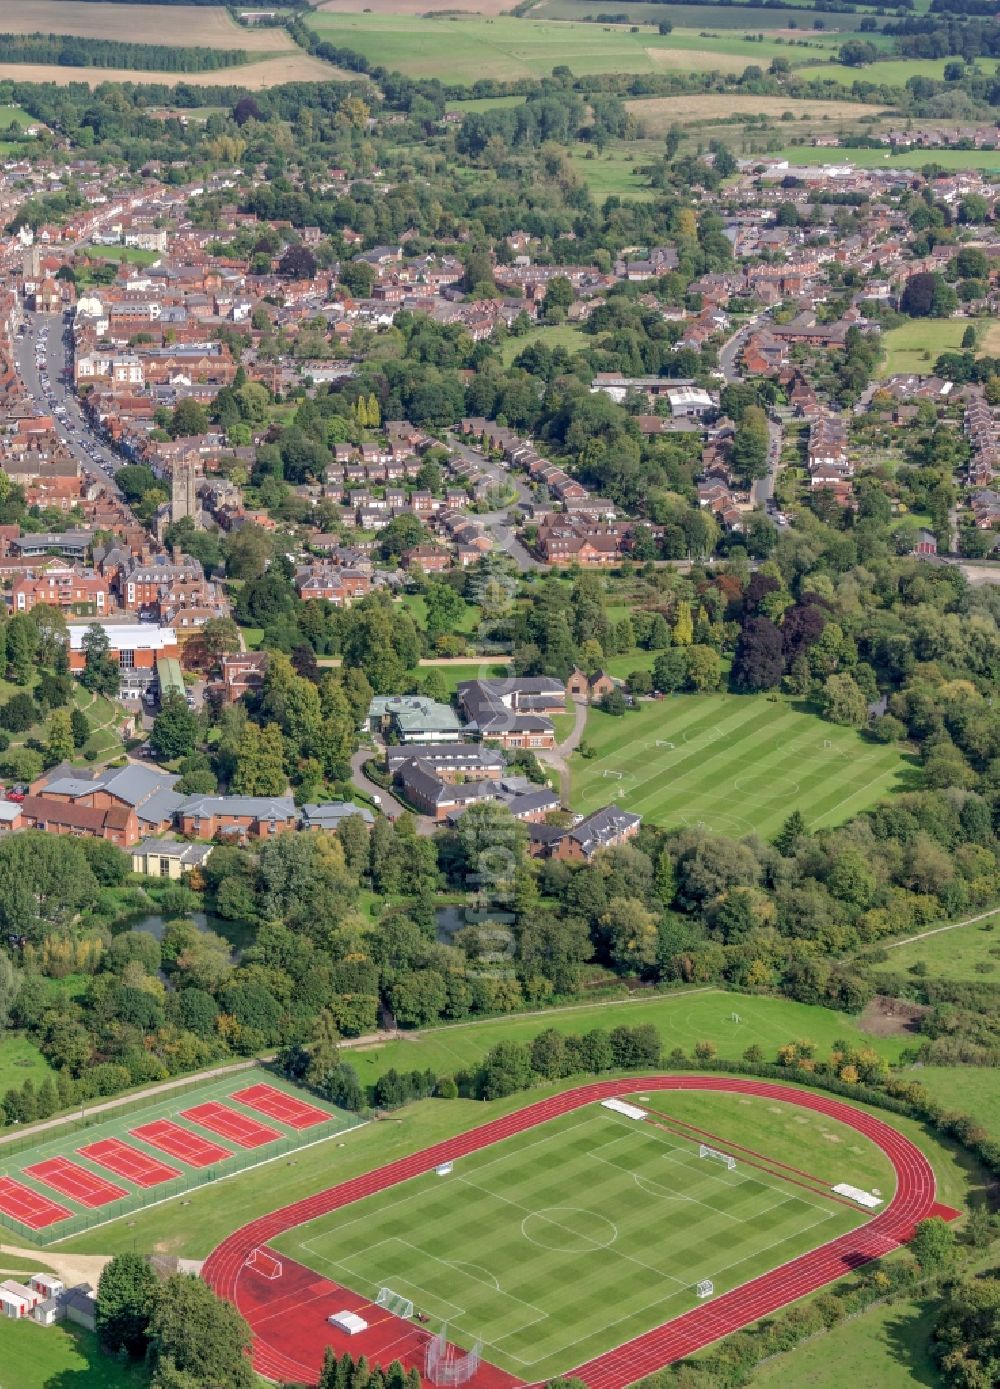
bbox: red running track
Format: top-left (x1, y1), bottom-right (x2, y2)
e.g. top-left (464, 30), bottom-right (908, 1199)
top-left (201, 1077), bottom-right (958, 1388)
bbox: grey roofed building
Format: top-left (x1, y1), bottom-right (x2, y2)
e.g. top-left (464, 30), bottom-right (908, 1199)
top-left (300, 801), bottom-right (375, 831)
top-left (367, 694), bottom-right (463, 743)
top-left (61, 1285), bottom-right (97, 1331)
top-left (178, 794), bottom-right (296, 820)
top-left (385, 742), bottom-right (504, 777)
top-left (39, 764), bottom-right (185, 830)
top-left (41, 763), bottom-right (179, 809)
top-left (568, 804), bottom-right (641, 857)
top-left (131, 838), bottom-right (215, 869)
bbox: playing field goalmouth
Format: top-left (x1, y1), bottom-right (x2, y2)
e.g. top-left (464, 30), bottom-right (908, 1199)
top-left (272, 1099), bottom-right (886, 1382)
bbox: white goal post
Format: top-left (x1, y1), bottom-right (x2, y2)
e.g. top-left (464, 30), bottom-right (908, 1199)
top-left (376, 1287), bottom-right (414, 1319)
top-left (699, 1144), bottom-right (736, 1171)
top-left (655, 740), bottom-right (675, 748)
top-left (696, 1279), bottom-right (714, 1299)
top-left (602, 769), bottom-right (623, 779)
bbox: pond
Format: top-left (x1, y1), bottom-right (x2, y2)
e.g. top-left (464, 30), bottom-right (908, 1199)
top-left (123, 911), bottom-right (255, 960)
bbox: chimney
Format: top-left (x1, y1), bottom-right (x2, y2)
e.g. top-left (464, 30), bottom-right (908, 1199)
top-left (171, 545), bottom-right (180, 564)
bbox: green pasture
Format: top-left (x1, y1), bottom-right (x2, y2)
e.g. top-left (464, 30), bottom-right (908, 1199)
top-left (571, 692), bottom-right (914, 838)
top-left (534, 1), bottom-right (877, 27)
top-left (876, 915), bottom-right (1000, 983)
top-left (570, 146), bottom-right (657, 200)
top-left (337, 990), bottom-right (914, 1096)
top-left (877, 319), bottom-right (976, 378)
top-left (305, 14), bottom-right (807, 82)
top-left (804, 56), bottom-right (1000, 87)
top-left (275, 1100), bottom-right (876, 1379)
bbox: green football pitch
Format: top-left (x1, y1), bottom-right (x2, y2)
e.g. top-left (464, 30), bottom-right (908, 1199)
top-left (276, 1103), bottom-right (879, 1382)
top-left (572, 693), bottom-right (913, 838)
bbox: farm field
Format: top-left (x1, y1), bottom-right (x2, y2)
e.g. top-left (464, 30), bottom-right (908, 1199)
top-left (535, 0), bottom-right (886, 23)
top-left (627, 93), bottom-right (892, 132)
top-left (0, 2), bottom-right (296, 49)
top-left (274, 1099), bottom-right (880, 1380)
top-left (804, 56), bottom-right (1000, 86)
top-left (0, 1071), bottom-right (360, 1244)
top-left (571, 693), bottom-right (914, 838)
top-left (305, 14), bottom-right (808, 81)
top-left (775, 144), bottom-right (1000, 170)
top-left (876, 914), bottom-right (1000, 983)
top-left (877, 319), bottom-right (976, 377)
top-left (0, 54), bottom-right (345, 87)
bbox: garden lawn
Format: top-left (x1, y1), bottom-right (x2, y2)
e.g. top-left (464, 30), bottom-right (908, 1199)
top-left (273, 1098), bottom-right (880, 1380)
top-left (500, 323), bottom-right (590, 365)
top-left (0, 1032), bottom-right (53, 1095)
top-left (0, 1318), bottom-right (149, 1389)
top-left (572, 692), bottom-right (914, 838)
top-left (875, 914), bottom-right (1000, 983)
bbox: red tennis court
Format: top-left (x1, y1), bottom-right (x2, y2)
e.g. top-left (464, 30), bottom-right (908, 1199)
top-left (0, 1175), bottom-right (70, 1229)
top-left (79, 1137), bottom-right (181, 1188)
top-left (25, 1156), bottom-right (127, 1208)
top-left (131, 1119), bottom-right (232, 1168)
top-left (232, 1083), bottom-right (330, 1130)
top-left (181, 1102), bottom-right (281, 1149)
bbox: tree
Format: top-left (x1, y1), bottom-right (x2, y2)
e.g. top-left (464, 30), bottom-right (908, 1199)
top-left (151, 695), bottom-right (199, 761)
top-left (773, 810), bottom-right (807, 855)
top-left (147, 1274), bottom-right (253, 1389)
top-left (70, 706), bottom-right (90, 748)
top-left (97, 1252), bottom-right (159, 1358)
top-left (479, 1040), bottom-right (533, 1099)
top-left (685, 645), bottom-right (722, 692)
top-left (5, 615), bottom-right (37, 685)
top-left (911, 1216), bottom-right (955, 1273)
top-left (423, 582), bottom-right (465, 642)
top-left (731, 405), bottom-right (770, 483)
top-left (168, 399), bottom-right (209, 439)
top-left (601, 896), bottom-right (658, 973)
top-left (731, 617), bottom-right (784, 692)
top-left (0, 692), bottom-right (36, 732)
top-left (821, 673), bottom-right (867, 727)
top-left (278, 244), bottom-right (317, 280)
top-left (45, 708), bottom-right (74, 765)
top-left (81, 623), bottom-right (120, 699)
top-left (0, 951), bottom-right (20, 1029)
top-left (652, 649), bottom-right (686, 693)
top-left (231, 722), bottom-right (287, 796)
top-left (934, 1270), bottom-right (1000, 1386)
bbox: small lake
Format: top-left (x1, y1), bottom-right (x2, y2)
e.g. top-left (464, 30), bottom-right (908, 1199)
top-left (124, 911), bottom-right (254, 959)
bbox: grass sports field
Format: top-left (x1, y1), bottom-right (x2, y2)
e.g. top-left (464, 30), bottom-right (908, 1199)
top-left (877, 319), bottom-right (976, 377)
top-left (274, 1097), bottom-right (885, 1381)
top-left (0, 1071), bottom-right (360, 1244)
top-left (572, 693), bottom-right (913, 838)
top-left (775, 145), bottom-right (1000, 171)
